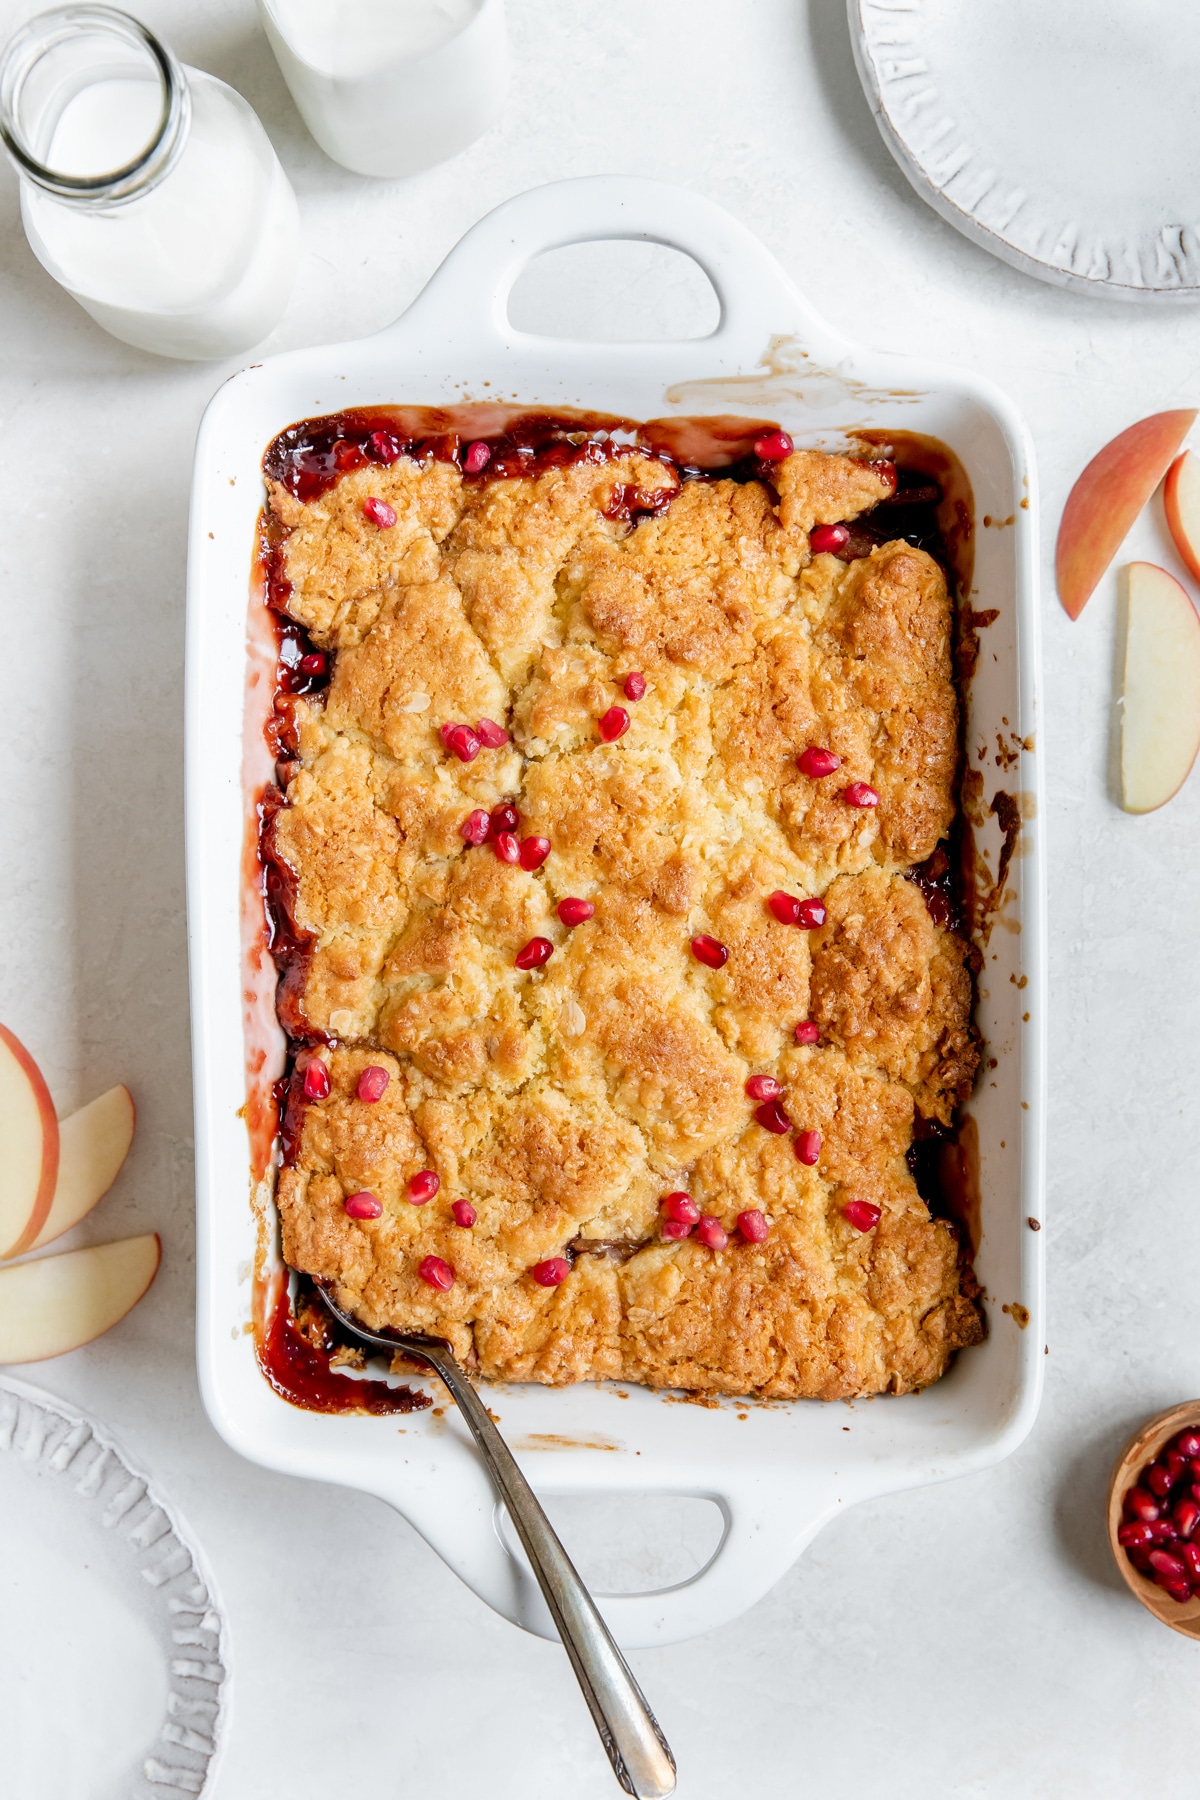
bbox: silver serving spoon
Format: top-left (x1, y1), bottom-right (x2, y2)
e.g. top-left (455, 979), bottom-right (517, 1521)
top-left (316, 1285), bottom-right (677, 1799)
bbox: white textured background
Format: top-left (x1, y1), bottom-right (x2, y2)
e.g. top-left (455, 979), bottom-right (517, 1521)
top-left (3, 1), bottom-right (1200, 1794)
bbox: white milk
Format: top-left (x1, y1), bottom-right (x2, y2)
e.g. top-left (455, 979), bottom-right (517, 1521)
top-left (21, 68), bottom-right (299, 359)
top-left (272, 0), bottom-right (479, 79)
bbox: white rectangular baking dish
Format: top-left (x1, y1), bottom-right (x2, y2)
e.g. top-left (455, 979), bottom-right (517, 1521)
top-left (187, 176), bottom-right (1045, 1649)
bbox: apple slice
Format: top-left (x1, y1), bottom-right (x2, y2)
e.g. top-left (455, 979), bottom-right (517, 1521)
top-left (1121, 561), bottom-right (1200, 812)
top-left (1164, 450), bottom-right (1200, 584)
top-left (0, 1233), bottom-right (160, 1364)
top-left (26, 1085), bottom-right (135, 1254)
top-left (0, 1024), bottom-right (59, 1261)
top-left (1057, 410), bottom-right (1196, 619)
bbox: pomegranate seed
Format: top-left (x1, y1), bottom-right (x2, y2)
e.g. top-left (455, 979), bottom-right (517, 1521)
top-left (493, 830), bottom-right (520, 864)
top-left (767, 890), bottom-right (802, 925)
top-left (489, 803), bottom-right (520, 836)
top-left (461, 808), bottom-right (490, 845)
top-left (808, 524), bottom-right (850, 556)
top-left (1160, 1578), bottom-right (1194, 1602)
top-left (519, 836), bottom-right (551, 871)
top-left (737, 1209), bottom-right (770, 1243)
top-left (1149, 1519), bottom-right (1180, 1541)
top-left (661, 1219), bottom-right (694, 1240)
top-left (1127, 1548), bottom-right (1155, 1573)
top-left (1118, 1522), bottom-right (1156, 1548)
top-left (1125, 1487), bottom-right (1160, 1522)
top-left (598, 706), bottom-right (629, 742)
top-left (1175, 1498), bottom-right (1200, 1538)
top-left (366, 429), bottom-right (404, 465)
top-left (795, 1021), bottom-right (820, 1045)
top-left (557, 897), bottom-right (594, 927)
top-left (795, 1129), bottom-right (822, 1165)
top-left (363, 496), bottom-right (397, 529)
top-left (356, 1065), bottom-right (390, 1103)
top-left (1147, 1462), bottom-right (1174, 1498)
top-left (344, 1191), bottom-right (382, 1219)
top-left (1180, 1542), bottom-right (1200, 1581)
top-left (1149, 1548), bottom-right (1189, 1581)
top-left (660, 1192), bottom-right (700, 1225)
top-left (451, 1200), bottom-right (477, 1228)
top-left (531, 1257), bottom-right (570, 1287)
top-left (796, 898), bottom-right (826, 929)
top-left (408, 1170), bottom-right (440, 1204)
top-left (463, 440), bottom-right (491, 475)
top-left (843, 781), bottom-right (880, 809)
top-left (745, 1074), bottom-right (782, 1102)
top-left (696, 1216), bottom-right (729, 1251)
top-left (445, 723), bottom-right (481, 763)
top-left (623, 671), bottom-right (647, 701)
top-left (418, 1254), bottom-right (455, 1291)
top-left (796, 745), bottom-right (842, 778)
top-left (299, 651), bottom-right (328, 676)
top-left (1176, 1432), bottom-right (1200, 1458)
top-left (752, 430), bottom-right (793, 461)
top-left (476, 717), bottom-right (509, 748)
top-left (754, 1099), bottom-right (792, 1134)
top-left (303, 1058), bottom-right (330, 1101)
top-left (843, 1199), bottom-right (882, 1232)
top-left (691, 934), bottom-right (728, 970)
top-left (515, 937), bottom-right (554, 970)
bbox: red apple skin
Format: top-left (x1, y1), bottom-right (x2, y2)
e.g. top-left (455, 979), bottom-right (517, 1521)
top-left (1163, 451), bottom-right (1200, 586)
top-left (1056, 410), bottom-right (1197, 620)
top-left (0, 1023), bottom-right (59, 1260)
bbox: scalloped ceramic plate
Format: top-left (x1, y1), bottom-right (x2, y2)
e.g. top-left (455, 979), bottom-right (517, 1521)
top-left (850, 0), bottom-right (1200, 301)
top-left (0, 1377), bottom-right (228, 1800)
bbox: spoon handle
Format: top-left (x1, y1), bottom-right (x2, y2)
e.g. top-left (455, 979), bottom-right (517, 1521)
top-left (420, 1342), bottom-right (677, 1800)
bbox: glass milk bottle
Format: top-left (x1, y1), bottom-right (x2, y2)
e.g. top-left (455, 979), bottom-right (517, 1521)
top-left (258, 0), bottom-right (507, 178)
top-left (0, 6), bottom-right (300, 360)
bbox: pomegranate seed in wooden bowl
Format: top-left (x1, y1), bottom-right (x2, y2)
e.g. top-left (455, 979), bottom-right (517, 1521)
top-left (1108, 1402), bottom-right (1200, 1636)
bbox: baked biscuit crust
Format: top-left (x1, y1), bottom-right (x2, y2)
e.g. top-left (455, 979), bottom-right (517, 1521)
top-left (262, 426), bottom-right (982, 1399)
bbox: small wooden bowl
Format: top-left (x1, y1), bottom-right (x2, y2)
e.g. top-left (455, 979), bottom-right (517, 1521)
top-left (1108, 1401), bottom-right (1200, 1638)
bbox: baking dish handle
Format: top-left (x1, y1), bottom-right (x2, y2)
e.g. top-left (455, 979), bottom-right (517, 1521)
top-left (385, 174), bottom-right (837, 358)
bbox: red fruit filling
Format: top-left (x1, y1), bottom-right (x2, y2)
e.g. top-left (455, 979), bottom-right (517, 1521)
top-left (418, 1255), bottom-right (455, 1291)
top-left (745, 1074), bottom-right (782, 1103)
top-left (623, 671), bottom-right (647, 701)
top-left (476, 717), bottom-right (509, 748)
top-left (794, 1021), bottom-right (820, 1045)
top-left (356, 1064), bottom-right (390, 1102)
top-left (461, 809), bottom-right (490, 844)
top-left (299, 651), bottom-right (328, 676)
top-left (754, 1098), bottom-right (792, 1134)
top-left (843, 1199), bottom-right (881, 1232)
top-left (463, 440), bottom-right (491, 474)
top-left (444, 722), bottom-right (481, 763)
top-left (598, 706), bottom-right (629, 742)
top-left (796, 745), bottom-right (841, 778)
top-left (515, 936), bottom-right (554, 970)
top-left (695, 1216), bottom-right (729, 1251)
top-left (489, 802), bottom-right (520, 836)
top-left (795, 1128), bottom-right (822, 1165)
top-left (493, 830), bottom-right (520, 864)
top-left (1120, 1424), bottom-right (1200, 1598)
top-left (843, 781), bottom-right (880, 809)
top-left (366, 429), bottom-right (404, 465)
top-left (737, 1209), bottom-right (770, 1243)
top-left (691, 934), bottom-right (728, 970)
top-left (303, 1058), bottom-right (330, 1101)
top-left (660, 1192), bottom-right (700, 1225)
top-left (345, 1191), bottom-right (382, 1219)
top-left (809, 524), bottom-right (850, 556)
top-left (796, 897), bottom-right (826, 929)
top-left (557, 897), bottom-right (594, 926)
top-left (531, 1257), bottom-right (570, 1287)
top-left (767, 890), bottom-right (802, 925)
top-left (519, 836), bottom-right (551, 871)
top-left (452, 1200), bottom-right (477, 1228)
top-left (752, 430), bottom-right (793, 461)
top-left (363, 495), bottom-right (397, 529)
top-left (408, 1170), bottom-right (440, 1204)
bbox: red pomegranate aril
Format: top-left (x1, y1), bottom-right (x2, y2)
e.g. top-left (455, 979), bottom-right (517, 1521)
top-left (1180, 1541), bottom-right (1200, 1581)
top-left (1127, 1547), bottom-right (1155, 1573)
top-left (418, 1254), bottom-right (455, 1291)
top-left (796, 745), bottom-right (842, 779)
top-left (1165, 1450), bottom-right (1188, 1480)
top-left (446, 723), bottom-right (481, 763)
top-left (795, 1021), bottom-right (820, 1046)
top-left (696, 1216), bottom-right (729, 1251)
top-left (1148, 1519), bottom-right (1180, 1542)
top-left (363, 495), bottom-right (397, 529)
top-left (795, 1129), bottom-right (822, 1166)
top-left (661, 1219), bottom-right (694, 1241)
top-left (451, 1200), bottom-right (477, 1229)
top-left (796, 897), bottom-right (826, 930)
top-left (745, 1073), bottom-right (782, 1103)
top-left (299, 651), bottom-right (328, 676)
top-left (1125, 1486), bottom-right (1160, 1522)
top-left (475, 717), bottom-right (509, 748)
top-left (754, 1098), bottom-right (792, 1134)
top-left (489, 802), bottom-right (520, 836)
top-left (345, 1191), bottom-right (382, 1220)
top-left (843, 1199), bottom-right (881, 1232)
top-left (1149, 1548), bottom-right (1189, 1581)
top-left (367, 429), bottom-right (404, 465)
top-left (408, 1170), bottom-right (440, 1204)
top-left (738, 1209), bottom-right (770, 1244)
top-left (1146, 1462), bottom-right (1174, 1498)
top-left (808, 524), bottom-right (851, 556)
top-left (598, 706), bottom-right (630, 742)
top-left (691, 934), bottom-right (728, 970)
top-left (557, 897), bottom-right (595, 927)
top-left (493, 830), bottom-right (520, 864)
top-left (303, 1058), bottom-right (331, 1101)
top-left (461, 808), bottom-right (490, 845)
top-left (356, 1064), bottom-right (390, 1103)
top-left (531, 1257), bottom-right (570, 1287)
top-left (1175, 1498), bottom-right (1200, 1538)
top-left (623, 671), bottom-right (647, 701)
top-left (1164, 1581), bottom-right (1194, 1603)
top-left (515, 937), bottom-right (554, 970)
top-left (519, 836), bottom-right (551, 871)
top-left (1118, 1521), bottom-right (1156, 1548)
top-left (843, 781), bottom-right (880, 809)
top-left (1176, 1431), bottom-right (1200, 1459)
top-left (661, 1191), bottom-right (700, 1225)
top-left (753, 430), bottom-right (793, 461)
top-left (463, 440), bottom-right (491, 475)
top-left (767, 890), bottom-right (802, 925)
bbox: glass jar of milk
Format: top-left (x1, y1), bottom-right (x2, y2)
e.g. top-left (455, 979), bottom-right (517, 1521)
top-left (259, 0), bottom-right (507, 178)
top-left (0, 5), bottom-right (300, 360)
